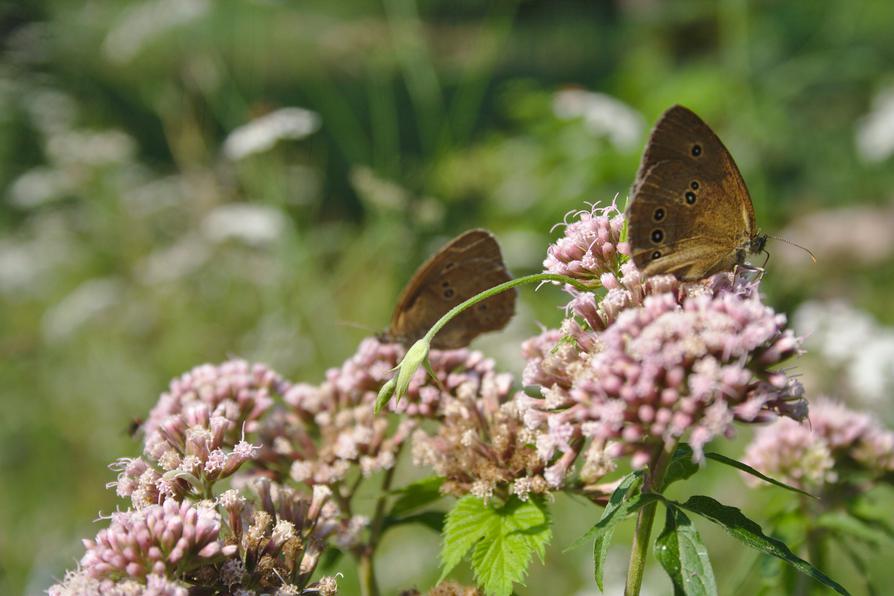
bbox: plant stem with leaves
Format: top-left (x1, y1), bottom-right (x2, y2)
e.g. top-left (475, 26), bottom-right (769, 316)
top-left (625, 442), bottom-right (677, 596)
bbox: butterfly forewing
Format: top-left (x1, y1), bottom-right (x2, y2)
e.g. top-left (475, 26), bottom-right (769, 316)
top-left (628, 105), bottom-right (759, 280)
top-left (388, 229), bottom-right (516, 349)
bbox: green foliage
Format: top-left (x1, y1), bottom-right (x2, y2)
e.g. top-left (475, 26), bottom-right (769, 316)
top-left (655, 506), bottom-right (718, 596)
top-left (668, 495), bottom-right (850, 595)
top-left (661, 445), bottom-right (700, 491)
top-left (567, 471), bottom-right (643, 590)
top-left (389, 476), bottom-right (445, 518)
top-left (3, 0), bottom-right (894, 593)
top-left (440, 496), bottom-right (552, 596)
top-left (703, 451), bottom-right (816, 499)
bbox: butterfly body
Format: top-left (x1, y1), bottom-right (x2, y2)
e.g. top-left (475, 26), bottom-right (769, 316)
top-left (628, 105), bottom-right (766, 280)
top-left (381, 229), bottom-right (516, 349)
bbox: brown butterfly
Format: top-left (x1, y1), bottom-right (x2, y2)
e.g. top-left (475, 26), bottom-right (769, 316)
top-left (381, 229), bottom-right (517, 350)
top-left (627, 105), bottom-right (767, 280)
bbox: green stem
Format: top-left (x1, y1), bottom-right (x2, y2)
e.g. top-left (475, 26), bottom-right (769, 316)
top-left (796, 502), bottom-right (826, 596)
top-left (423, 273), bottom-right (593, 342)
top-left (358, 552), bottom-right (380, 596)
top-left (358, 457), bottom-right (400, 596)
top-left (624, 442), bottom-right (677, 596)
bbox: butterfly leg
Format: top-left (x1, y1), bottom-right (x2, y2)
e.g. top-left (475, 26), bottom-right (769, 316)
top-left (733, 262), bottom-right (765, 285)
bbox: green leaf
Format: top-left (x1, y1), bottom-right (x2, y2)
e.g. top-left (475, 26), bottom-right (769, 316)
top-left (383, 510), bottom-right (445, 533)
top-left (568, 471), bottom-right (643, 551)
top-left (837, 538), bottom-right (878, 596)
top-left (662, 444), bottom-right (700, 490)
top-left (389, 476), bottom-right (444, 518)
top-left (440, 496), bottom-right (495, 581)
top-left (522, 384), bottom-right (543, 398)
top-left (440, 496), bottom-right (552, 596)
top-left (816, 511), bottom-right (890, 547)
top-left (573, 471), bottom-right (643, 591)
top-left (655, 506), bottom-right (718, 596)
top-left (704, 451), bottom-right (816, 498)
top-left (674, 495), bottom-right (850, 595)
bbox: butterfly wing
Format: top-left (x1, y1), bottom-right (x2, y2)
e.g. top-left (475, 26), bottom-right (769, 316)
top-left (628, 105), bottom-right (756, 280)
top-left (388, 229), bottom-right (516, 349)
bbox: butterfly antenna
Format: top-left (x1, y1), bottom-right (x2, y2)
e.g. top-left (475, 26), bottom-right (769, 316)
top-left (766, 235), bottom-right (817, 264)
top-left (336, 320), bottom-right (378, 333)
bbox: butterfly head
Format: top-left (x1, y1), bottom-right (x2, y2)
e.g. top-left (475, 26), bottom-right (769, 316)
top-left (750, 233), bottom-right (768, 255)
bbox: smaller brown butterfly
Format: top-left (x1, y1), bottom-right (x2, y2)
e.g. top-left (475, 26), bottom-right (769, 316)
top-left (627, 105), bottom-right (767, 280)
top-left (380, 229), bottom-right (517, 350)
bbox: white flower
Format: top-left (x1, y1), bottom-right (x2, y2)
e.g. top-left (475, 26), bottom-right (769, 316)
top-left (849, 334), bottom-right (894, 404)
top-left (856, 86), bottom-right (894, 163)
top-left (794, 300), bottom-right (876, 365)
top-left (201, 203), bottom-right (287, 246)
top-left (794, 300), bottom-right (894, 404)
top-left (41, 278), bottom-right (124, 343)
top-left (46, 129), bottom-right (136, 166)
top-left (8, 167), bottom-right (76, 209)
top-left (223, 107), bottom-right (321, 159)
top-left (552, 89), bottom-right (644, 151)
top-left (103, 0), bottom-right (210, 63)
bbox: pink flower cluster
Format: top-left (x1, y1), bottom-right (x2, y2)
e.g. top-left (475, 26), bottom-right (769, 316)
top-left (142, 359), bottom-right (289, 437)
top-left (543, 200), bottom-right (629, 285)
top-left (275, 338), bottom-right (514, 484)
top-left (411, 378), bottom-right (544, 502)
top-left (517, 204), bottom-right (807, 488)
top-left (114, 401), bottom-right (260, 508)
top-left (53, 481), bottom-right (341, 595)
top-left (57, 341), bottom-right (518, 592)
top-left (743, 398), bottom-right (894, 493)
top-left (80, 499), bottom-right (233, 580)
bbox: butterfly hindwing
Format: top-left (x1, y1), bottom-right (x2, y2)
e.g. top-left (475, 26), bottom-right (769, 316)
top-left (628, 105), bottom-right (758, 280)
top-left (388, 229), bottom-right (516, 349)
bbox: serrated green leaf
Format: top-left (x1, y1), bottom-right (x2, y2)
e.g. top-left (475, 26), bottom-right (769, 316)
top-left (704, 451), bottom-right (816, 498)
top-left (440, 496), bottom-right (552, 596)
top-left (389, 476), bottom-right (444, 518)
top-left (655, 506), bottom-right (718, 596)
top-left (469, 497), bottom-right (552, 596)
top-left (662, 444), bottom-right (700, 490)
top-left (674, 495), bottom-right (850, 595)
top-left (440, 496), bottom-right (495, 581)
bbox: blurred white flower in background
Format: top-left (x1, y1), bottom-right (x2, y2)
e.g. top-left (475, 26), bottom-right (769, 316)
top-left (223, 107), bottom-right (321, 160)
top-left (136, 234), bottom-right (212, 284)
top-left (552, 89), bottom-right (644, 151)
top-left (775, 204), bottom-right (894, 267)
top-left (201, 203), bottom-right (288, 246)
top-left (0, 215), bottom-right (78, 297)
top-left (8, 167), bottom-right (78, 209)
top-left (46, 129), bottom-right (136, 166)
top-left (103, 0), bottom-right (210, 64)
top-left (41, 278), bottom-right (124, 343)
top-left (856, 86), bottom-right (894, 163)
top-left (795, 300), bottom-right (894, 405)
top-left (23, 87), bottom-right (78, 134)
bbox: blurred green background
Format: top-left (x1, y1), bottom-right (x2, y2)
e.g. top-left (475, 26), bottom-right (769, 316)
top-left (3, 1), bottom-right (894, 594)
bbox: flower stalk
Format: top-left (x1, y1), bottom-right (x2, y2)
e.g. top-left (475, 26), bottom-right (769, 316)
top-left (376, 273), bottom-right (591, 412)
top-left (624, 441), bottom-right (677, 596)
